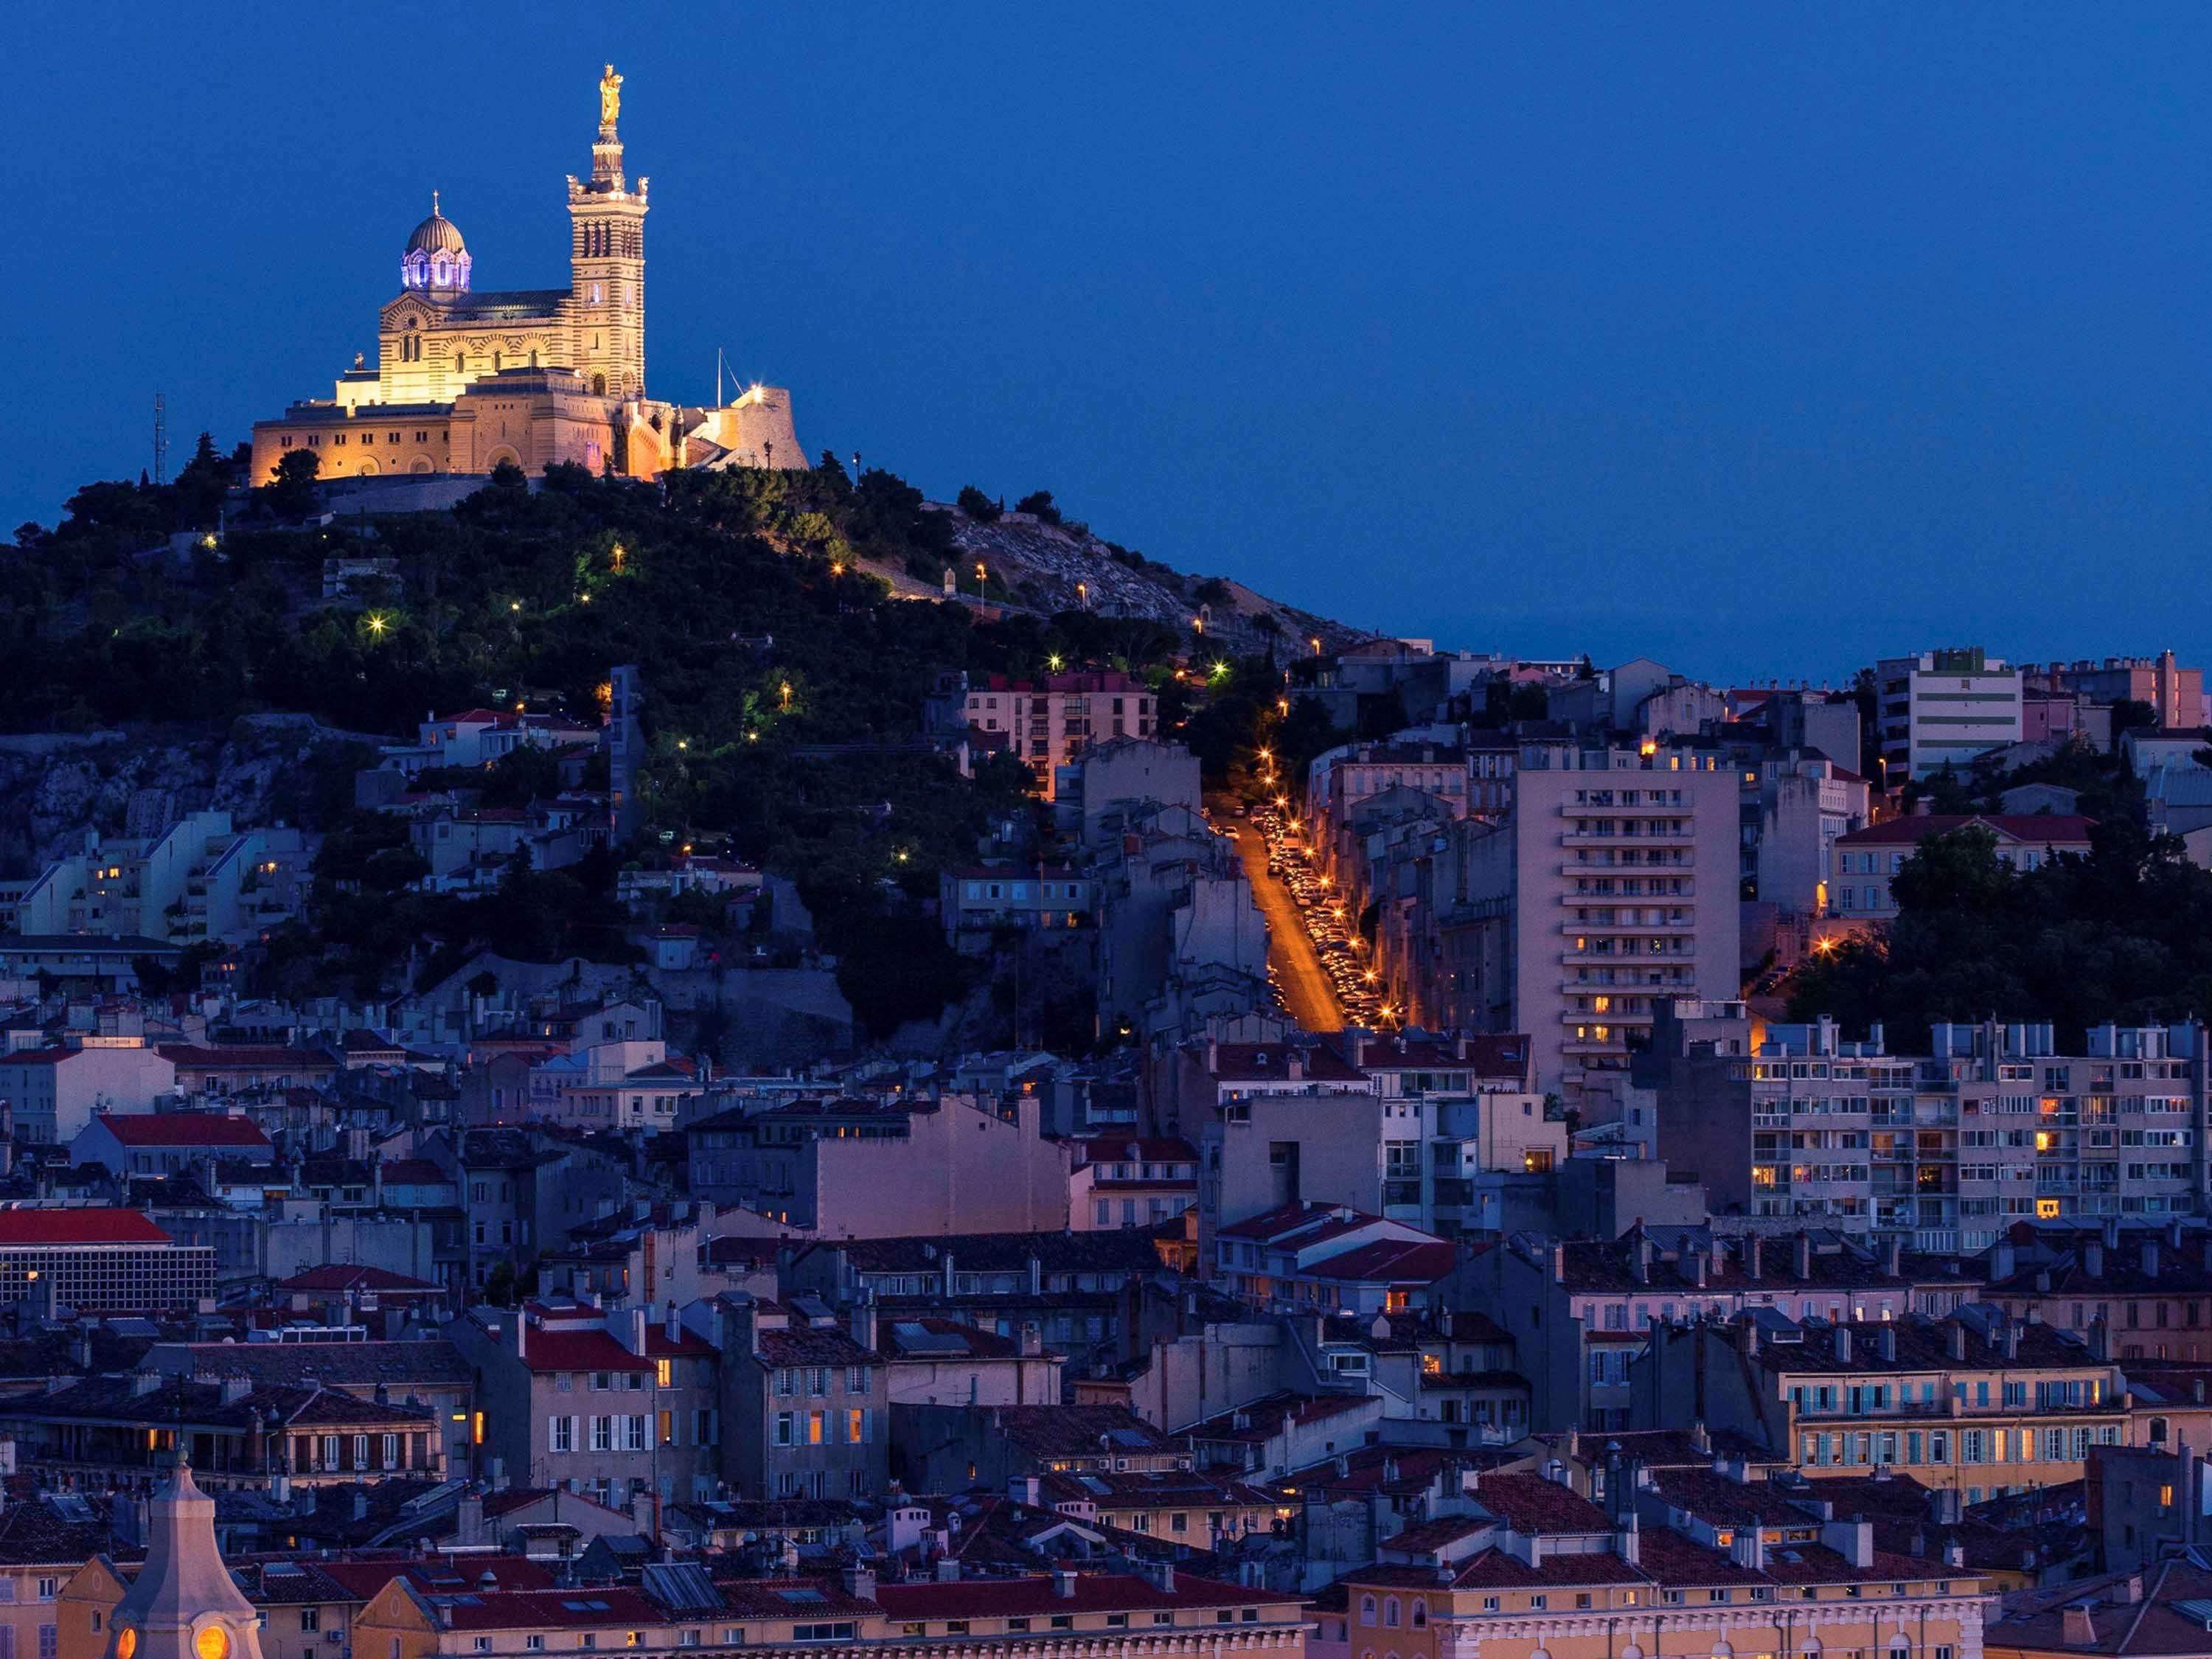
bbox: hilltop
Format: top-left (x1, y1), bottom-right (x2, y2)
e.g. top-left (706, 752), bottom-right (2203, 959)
top-left (1, 448), bottom-right (1357, 1040)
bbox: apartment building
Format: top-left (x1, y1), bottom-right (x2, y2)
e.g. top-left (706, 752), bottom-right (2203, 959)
top-left (2025, 651), bottom-right (2206, 731)
top-left (1454, 1226), bottom-right (1953, 1433)
top-left (1069, 1135), bottom-right (1199, 1232)
top-left (1645, 1306), bottom-right (2128, 1503)
top-left (716, 1293), bottom-right (889, 1502)
top-left (939, 863), bottom-right (1096, 948)
top-left (1211, 1202), bottom-right (1454, 1314)
top-left (1092, 804), bottom-right (1268, 1042)
top-left (0, 1039), bottom-right (179, 1141)
top-left (1981, 1222), bottom-right (2212, 1360)
top-left (1198, 1063), bottom-right (1560, 1245)
top-left (0, 1208), bottom-right (213, 1311)
top-left (1338, 1465), bottom-right (1985, 1659)
top-left (1640, 1005), bottom-right (2208, 1254)
top-left (1830, 813), bottom-right (2093, 922)
top-left (685, 1093), bottom-right (1071, 1235)
top-left (346, 1567), bottom-right (1307, 1659)
top-left (1747, 751), bottom-right (1870, 915)
top-left (1400, 741), bottom-right (1740, 1099)
top-left (1875, 647), bottom-right (2025, 782)
top-left (7, 813), bottom-right (312, 947)
top-left (449, 1298), bottom-right (722, 1508)
top-left (964, 672), bottom-right (1157, 799)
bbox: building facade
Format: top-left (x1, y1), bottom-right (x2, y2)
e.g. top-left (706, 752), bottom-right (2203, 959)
top-left (1876, 648), bottom-right (2025, 783)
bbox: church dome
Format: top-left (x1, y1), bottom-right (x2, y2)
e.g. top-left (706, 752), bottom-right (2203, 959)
top-left (406, 206), bottom-right (466, 257)
top-left (400, 193), bottom-right (472, 293)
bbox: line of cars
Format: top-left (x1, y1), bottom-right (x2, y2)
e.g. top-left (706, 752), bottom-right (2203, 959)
top-left (1253, 804), bottom-right (1385, 1026)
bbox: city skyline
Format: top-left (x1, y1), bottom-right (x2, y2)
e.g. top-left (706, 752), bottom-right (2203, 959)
top-left (16, 6), bottom-right (2212, 678)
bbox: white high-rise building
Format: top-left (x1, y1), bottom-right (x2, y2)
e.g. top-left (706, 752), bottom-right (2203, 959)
top-left (1875, 647), bottom-right (2024, 783)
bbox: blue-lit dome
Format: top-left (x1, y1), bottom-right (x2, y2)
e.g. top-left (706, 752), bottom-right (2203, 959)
top-left (400, 193), bottom-right (472, 292)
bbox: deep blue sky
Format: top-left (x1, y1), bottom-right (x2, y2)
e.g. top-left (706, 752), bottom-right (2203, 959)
top-left (13, 4), bottom-right (2212, 681)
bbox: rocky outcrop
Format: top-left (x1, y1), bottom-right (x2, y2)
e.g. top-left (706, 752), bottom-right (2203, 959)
top-left (913, 507), bottom-right (1365, 656)
top-left (0, 716), bottom-right (378, 879)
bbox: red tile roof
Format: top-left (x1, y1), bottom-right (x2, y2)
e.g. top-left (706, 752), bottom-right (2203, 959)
top-left (153, 1045), bottom-right (333, 1071)
top-left (91, 1114), bottom-right (271, 1149)
top-left (1301, 1239), bottom-right (1457, 1284)
top-left (519, 1324), bottom-right (714, 1373)
top-left (1208, 1044), bottom-right (1368, 1084)
top-left (310, 1555), bottom-right (554, 1601)
top-left (0, 1208), bottom-right (171, 1245)
top-left (874, 1572), bottom-right (1299, 1620)
top-left (422, 1587), bottom-right (664, 1630)
top-left (1469, 1471), bottom-right (1616, 1534)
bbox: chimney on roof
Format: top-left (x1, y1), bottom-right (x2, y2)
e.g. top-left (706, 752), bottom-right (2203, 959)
top-left (1946, 1324), bottom-right (1966, 1362)
top-left (2144, 1239), bottom-right (2161, 1279)
top-left (1883, 1236), bottom-right (1902, 1277)
top-left (2084, 1242), bottom-right (2104, 1279)
top-left (453, 1486), bottom-right (484, 1557)
top-left (934, 1558), bottom-right (960, 1584)
top-left (629, 1304), bottom-right (648, 1357)
top-left (1819, 1517), bottom-right (1874, 1568)
top-left (1794, 1231), bottom-right (1812, 1280)
top-left (2060, 1606), bottom-right (2096, 1647)
top-left (849, 1301), bottom-right (877, 1352)
top-left (1878, 1326), bottom-right (1897, 1363)
top-left (513, 1308), bottom-right (527, 1361)
top-left (2002, 1324), bottom-right (2022, 1361)
top-left (1745, 1236), bottom-right (1761, 1280)
top-left (1635, 1234), bottom-right (1652, 1284)
top-left (1052, 1568), bottom-right (1077, 1599)
top-left (665, 1301), bottom-right (681, 1346)
top-left (1011, 1476), bottom-right (1041, 1507)
top-left (1992, 1240), bottom-right (2016, 1281)
top-left (1834, 1326), bottom-right (1852, 1366)
top-left (841, 1563), bottom-right (875, 1602)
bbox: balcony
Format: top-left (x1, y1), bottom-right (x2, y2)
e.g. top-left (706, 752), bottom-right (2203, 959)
top-left (1561, 829), bottom-right (1695, 850)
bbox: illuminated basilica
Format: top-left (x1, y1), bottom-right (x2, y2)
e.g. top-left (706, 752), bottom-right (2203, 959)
top-left (250, 66), bottom-right (802, 486)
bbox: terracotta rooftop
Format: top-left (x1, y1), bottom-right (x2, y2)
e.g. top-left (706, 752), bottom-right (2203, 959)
top-left (0, 1208), bottom-right (171, 1246)
top-left (90, 1114), bottom-right (271, 1149)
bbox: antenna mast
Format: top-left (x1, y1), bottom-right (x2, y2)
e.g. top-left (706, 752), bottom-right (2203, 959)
top-left (153, 392), bottom-right (167, 486)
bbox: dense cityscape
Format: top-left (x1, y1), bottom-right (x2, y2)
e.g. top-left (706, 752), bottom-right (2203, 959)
top-left (7, 42), bottom-right (2212, 1659)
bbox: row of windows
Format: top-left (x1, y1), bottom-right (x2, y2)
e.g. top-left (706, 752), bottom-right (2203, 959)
top-left (1799, 1422), bottom-right (2121, 1467)
top-left (546, 1411), bottom-right (714, 1452)
top-left (773, 1408), bottom-right (872, 1447)
top-left (772, 1366), bottom-right (871, 1397)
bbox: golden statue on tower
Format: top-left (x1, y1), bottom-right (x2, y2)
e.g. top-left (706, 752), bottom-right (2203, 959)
top-left (599, 63), bottom-right (622, 128)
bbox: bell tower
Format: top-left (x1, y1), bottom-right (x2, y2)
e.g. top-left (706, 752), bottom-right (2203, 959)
top-left (568, 63), bottom-right (647, 400)
top-left (102, 1461), bottom-right (265, 1659)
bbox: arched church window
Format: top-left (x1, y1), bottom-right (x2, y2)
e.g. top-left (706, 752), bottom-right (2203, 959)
top-left (592, 374), bottom-right (606, 396)
top-left (454, 352), bottom-right (465, 373)
top-left (493, 351), bottom-right (502, 372)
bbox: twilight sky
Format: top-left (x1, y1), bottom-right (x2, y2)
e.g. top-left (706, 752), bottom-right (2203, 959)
top-left (11, 4), bottom-right (2212, 681)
